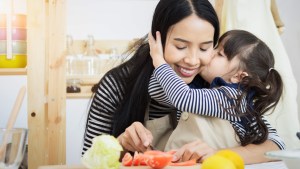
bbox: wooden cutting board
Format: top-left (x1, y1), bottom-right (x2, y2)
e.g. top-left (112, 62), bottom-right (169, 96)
top-left (120, 165), bottom-right (201, 169)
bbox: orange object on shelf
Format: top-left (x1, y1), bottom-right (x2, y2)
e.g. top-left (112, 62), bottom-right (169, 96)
top-left (0, 14), bottom-right (26, 28)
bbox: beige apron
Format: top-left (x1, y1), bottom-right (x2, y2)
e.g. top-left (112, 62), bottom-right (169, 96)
top-left (144, 111), bottom-right (176, 151)
top-left (164, 112), bottom-right (240, 151)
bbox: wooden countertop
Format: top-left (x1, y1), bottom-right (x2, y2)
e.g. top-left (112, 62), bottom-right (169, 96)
top-left (38, 161), bottom-right (287, 169)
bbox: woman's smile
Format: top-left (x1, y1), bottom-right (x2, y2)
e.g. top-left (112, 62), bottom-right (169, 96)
top-left (175, 65), bottom-right (199, 77)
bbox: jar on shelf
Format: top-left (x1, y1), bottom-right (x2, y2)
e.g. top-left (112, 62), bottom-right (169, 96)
top-left (66, 79), bottom-right (81, 93)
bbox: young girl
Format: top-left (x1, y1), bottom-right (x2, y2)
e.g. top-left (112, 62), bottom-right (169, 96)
top-left (148, 30), bottom-right (284, 148)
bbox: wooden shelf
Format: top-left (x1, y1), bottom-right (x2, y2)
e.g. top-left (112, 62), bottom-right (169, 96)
top-left (66, 74), bottom-right (103, 82)
top-left (0, 68), bottom-right (27, 75)
top-left (65, 43), bottom-right (126, 97)
top-left (66, 92), bottom-right (93, 98)
top-left (66, 87), bottom-right (94, 98)
top-left (66, 76), bottom-right (99, 98)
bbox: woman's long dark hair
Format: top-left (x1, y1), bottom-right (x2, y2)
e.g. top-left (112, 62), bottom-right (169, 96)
top-left (218, 30), bottom-right (283, 146)
top-left (92, 0), bottom-right (219, 137)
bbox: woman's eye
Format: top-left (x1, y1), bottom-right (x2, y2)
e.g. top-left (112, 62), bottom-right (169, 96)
top-left (200, 48), bottom-right (208, 52)
top-left (176, 46), bottom-right (186, 50)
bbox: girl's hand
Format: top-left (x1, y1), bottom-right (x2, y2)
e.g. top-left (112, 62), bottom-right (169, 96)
top-left (118, 122), bottom-right (153, 152)
top-left (172, 140), bottom-right (217, 163)
top-left (148, 31), bottom-right (167, 68)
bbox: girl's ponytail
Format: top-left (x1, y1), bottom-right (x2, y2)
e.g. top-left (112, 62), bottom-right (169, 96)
top-left (262, 68), bottom-right (283, 114)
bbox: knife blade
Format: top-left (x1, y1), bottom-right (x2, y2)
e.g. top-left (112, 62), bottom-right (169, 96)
top-left (149, 144), bottom-right (157, 150)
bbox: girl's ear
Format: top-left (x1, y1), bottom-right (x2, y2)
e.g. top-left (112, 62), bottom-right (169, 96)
top-left (230, 71), bottom-right (248, 83)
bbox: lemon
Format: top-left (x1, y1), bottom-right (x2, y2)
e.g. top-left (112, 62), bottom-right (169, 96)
top-left (216, 150), bottom-right (245, 169)
top-left (202, 155), bottom-right (236, 169)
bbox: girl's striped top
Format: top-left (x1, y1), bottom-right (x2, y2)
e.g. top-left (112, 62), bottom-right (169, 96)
top-left (149, 64), bottom-right (285, 150)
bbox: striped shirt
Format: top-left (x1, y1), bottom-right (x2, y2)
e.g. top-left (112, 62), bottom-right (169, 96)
top-left (149, 64), bottom-right (285, 150)
top-left (82, 69), bottom-right (176, 155)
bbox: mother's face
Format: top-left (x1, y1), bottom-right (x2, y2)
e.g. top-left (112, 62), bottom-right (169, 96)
top-left (164, 14), bottom-right (215, 84)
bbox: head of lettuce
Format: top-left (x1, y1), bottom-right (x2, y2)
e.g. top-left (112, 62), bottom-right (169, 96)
top-left (81, 135), bottom-right (123, 169)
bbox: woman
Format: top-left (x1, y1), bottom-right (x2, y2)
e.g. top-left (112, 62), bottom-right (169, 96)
top-left (82, 0), bottom-right (282, 163)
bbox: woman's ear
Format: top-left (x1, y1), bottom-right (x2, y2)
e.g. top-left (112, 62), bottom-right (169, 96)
top-left (230, 71), bottom-right (248, 83)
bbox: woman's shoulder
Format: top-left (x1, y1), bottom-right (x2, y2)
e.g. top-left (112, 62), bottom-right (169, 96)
top-left (92, 67), bottom-right (129, 96)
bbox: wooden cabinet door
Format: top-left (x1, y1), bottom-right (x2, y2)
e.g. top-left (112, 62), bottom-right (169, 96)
top-left (27, 0), bottom-right (66, 168)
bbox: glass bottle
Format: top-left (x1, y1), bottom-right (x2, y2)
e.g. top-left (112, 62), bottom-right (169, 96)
top-left (83, 35), bottom-right (100, 75)
top-left (65, 35), bottom-right (77, 75)
top-left (65, 35), bottom-right (82, 93)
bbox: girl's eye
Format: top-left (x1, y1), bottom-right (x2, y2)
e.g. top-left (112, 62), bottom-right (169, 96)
top-left (218, 52), bottom-right (224, 57)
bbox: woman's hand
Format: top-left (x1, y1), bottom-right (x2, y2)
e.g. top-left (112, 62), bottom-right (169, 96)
top-left (148, 31), bottom-right (167, 68)
top-left (173, 140), bottom-right (217, 163)
top-left (118, 122), bottom-right (153, 152)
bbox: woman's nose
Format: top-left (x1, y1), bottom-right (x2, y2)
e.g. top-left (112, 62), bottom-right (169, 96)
top-left (183, 51), bottom-right (200, 66)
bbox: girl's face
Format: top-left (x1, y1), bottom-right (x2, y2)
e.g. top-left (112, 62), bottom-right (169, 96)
top-left (200, 43), bottom-right (241, 83)
top-left (164, 14), bottom-right (215, 84)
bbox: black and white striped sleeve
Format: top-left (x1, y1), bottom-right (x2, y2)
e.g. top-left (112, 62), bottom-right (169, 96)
top-left (82, 73), bottom-right (124, 155)
top-left (152, 64), bottom-right (243, 121)
top-left (262, 116), bottom-right (286, 150)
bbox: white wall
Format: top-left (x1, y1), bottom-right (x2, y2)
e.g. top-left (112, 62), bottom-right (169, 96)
top-left (67, 0), bottom-right (159, 40)
top-left (0, 76), bottom-right (27, 129)
top-left (277, 0), bottom-right (300, 120)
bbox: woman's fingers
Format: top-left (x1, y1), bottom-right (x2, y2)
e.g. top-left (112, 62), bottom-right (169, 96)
top-left (121, 122), bottom-right (153, 152)
top-left (133, 122), bottom-right (153, 149)
top-left (126, 123), bottom-right (147, 152)
top-left (195, 144), bottom-right (216, 162)
top-left (173, 140), bottom-right (216, 162)
top-left (121, 133), bottom-right (137, 152)
top-left (136, 125), bottom-right (153, 147)
top-left (176, 141), bottom-right (199, 161)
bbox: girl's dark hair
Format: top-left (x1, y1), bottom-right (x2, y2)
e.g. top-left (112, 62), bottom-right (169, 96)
top-left (91, 0), bottom-right (219, 137)
top-left (218, 30), bottom-right (283, 146)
